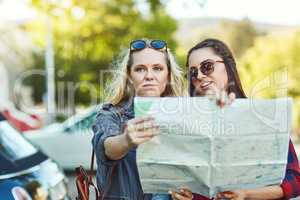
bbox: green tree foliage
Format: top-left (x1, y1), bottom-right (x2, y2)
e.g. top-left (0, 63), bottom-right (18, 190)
top-left (239, 31), bottom-right (300, 135)
top-left (219, 18), bottom-right (259, 58)
top-left (176, 18), bottom-right (259, 68)
top-left (26, 0), bottom-right (177, 106)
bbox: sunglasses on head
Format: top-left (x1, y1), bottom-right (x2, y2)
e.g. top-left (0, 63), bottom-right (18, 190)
top-left (189, 59), bottom-right (224, 78)
top-left (130, 39), bottom-right (167, 51)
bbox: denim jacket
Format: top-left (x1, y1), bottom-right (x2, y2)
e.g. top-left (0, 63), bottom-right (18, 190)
top-left (92, 98), bottom-right (153, 200)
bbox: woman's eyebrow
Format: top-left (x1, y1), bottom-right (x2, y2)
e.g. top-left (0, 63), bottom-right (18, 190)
top-left (133, 64), bottom-right (146, 68)
top-left (152, 63), bottom-right (164, 67)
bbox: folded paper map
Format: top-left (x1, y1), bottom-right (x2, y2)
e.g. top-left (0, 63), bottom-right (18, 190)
top-left (134, 97), bottom-right (291, 198)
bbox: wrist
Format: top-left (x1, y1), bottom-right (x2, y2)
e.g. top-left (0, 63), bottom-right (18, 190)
top-left (122, 131), bottom-right (134, 150)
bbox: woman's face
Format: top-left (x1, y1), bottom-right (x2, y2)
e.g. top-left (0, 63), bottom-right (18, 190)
top-left (129, 48), bottom-right (169, 97)
top-left (188, 47), bottom-right (228, 96)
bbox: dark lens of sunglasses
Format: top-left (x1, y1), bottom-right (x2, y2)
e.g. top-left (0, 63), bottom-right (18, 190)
top-left (200, 61), bottom-right (214, 75)
top-left (131, 40), bottom-right (146, 50)
top-left (151, 40), bottom-right (166, 49)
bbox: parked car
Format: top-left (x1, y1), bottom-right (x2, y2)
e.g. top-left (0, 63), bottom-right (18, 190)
top-left (25, 106), bottom-right (98, 170)
top-left (1, 108), bottom-right (41, 132)
top-left (0, 113), bottom-right (70, 199)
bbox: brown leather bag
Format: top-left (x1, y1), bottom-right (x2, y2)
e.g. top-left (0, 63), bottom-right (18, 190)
top-left (75, 150), bottom-right (100, 200)
top-left (75, 148), bottom-right (116, 200)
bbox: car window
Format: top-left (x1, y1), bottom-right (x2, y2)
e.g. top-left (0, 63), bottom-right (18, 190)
top-left (0, 121), bottom-right (37, 161)
top-left (64, 108), bottom-right (97, 132)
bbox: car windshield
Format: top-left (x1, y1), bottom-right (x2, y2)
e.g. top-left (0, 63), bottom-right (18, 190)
top-left (64, 107), bottom-right (97, 132)
top-left (0, 121), bottom-right (37, 161)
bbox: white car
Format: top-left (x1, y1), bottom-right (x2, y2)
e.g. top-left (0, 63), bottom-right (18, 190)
top-left (25, 106), bottom-right (98, 170)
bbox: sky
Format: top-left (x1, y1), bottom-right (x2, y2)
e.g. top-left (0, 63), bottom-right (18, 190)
top-left (166, 0), bottom-right (300, 26)
top-left (0, 0), bottom-right (300, 26)
top-left (0, 0), bottom-right (35, 23)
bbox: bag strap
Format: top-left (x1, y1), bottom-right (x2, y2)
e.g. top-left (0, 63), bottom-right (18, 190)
top-left (87, 150), bottom-right (99, 199)
top-left (88, 149), bottom-right (116, 200)
top-left (89, 106), bottom-right (120, 199)
top-left (90, 149), bottom-right (95, 172)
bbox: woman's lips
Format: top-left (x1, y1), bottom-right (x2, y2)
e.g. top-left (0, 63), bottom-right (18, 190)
top-left (192, 78), bottom-right (213, 91)
top-left (142, 84), bottom-right (157, 90)
top-left (199, 81), bottom-right (213, 90)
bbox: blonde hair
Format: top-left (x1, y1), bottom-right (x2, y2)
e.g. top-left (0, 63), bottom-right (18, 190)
top-left (105, 46), bottom-right (186, 106)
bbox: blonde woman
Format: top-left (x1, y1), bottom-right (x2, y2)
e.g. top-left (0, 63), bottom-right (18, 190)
top-left (92, 39), bottom-right (192, 200)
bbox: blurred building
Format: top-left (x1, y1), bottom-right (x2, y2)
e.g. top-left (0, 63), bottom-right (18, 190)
top-left (0, 22), bottom-right (36, 107)
top-left (0, 0), bottom-right (38, 110)
top-left (0, 1), bottom-right (42, 131)
top-left (0, 62), bottom-right (10, 108)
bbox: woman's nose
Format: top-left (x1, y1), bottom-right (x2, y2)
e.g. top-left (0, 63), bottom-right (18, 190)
top-left (196, 69), bottom-right (206, 80)
top-left (144, 70), bottom-right (154, 80)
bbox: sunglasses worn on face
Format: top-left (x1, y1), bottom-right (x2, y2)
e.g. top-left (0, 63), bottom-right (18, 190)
top-left (130, 39), bottom-right (167, 51)
top-left (189, 59), bottom-right (224, 78)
